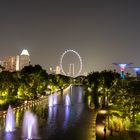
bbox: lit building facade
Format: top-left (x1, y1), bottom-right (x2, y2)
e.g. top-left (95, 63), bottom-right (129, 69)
top-left (56, 66), bottom-right (61, 74)
top-left (1, 56), bottom-right (17, 72)
top-left (19, 49), bottom-right (30, 70)
top-left (0, 49), bottom-right (30, 72)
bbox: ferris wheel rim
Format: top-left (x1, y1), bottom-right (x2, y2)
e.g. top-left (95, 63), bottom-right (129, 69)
top-left (60, 49), bottom-right (82, 77)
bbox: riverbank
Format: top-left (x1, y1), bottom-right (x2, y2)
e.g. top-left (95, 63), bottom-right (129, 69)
top-left (0, 87), bottom-right (66, 116)
top-left (0, 95), bottom-right (49, 116)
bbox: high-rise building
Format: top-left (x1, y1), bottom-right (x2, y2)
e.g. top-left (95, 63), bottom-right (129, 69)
top-left (56, 66), bottom-right (61, 74)
top-left (0, 49), bottom-right (30, 72)
top-left (19, 49), bottom-right (30, 70)
top-left (1, 56), bottom-right (17, 72)
top-left (16, 55), bottom-right (20, 71)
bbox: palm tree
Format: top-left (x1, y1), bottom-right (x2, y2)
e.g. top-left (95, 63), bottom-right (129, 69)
top-left (85, 71), bottom-right (101, 108)
top-left (100, 70), bottom-right (121, 108)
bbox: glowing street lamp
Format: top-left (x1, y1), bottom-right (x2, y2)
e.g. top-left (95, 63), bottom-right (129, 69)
top-left (113, 63), bottom-right (132, 79)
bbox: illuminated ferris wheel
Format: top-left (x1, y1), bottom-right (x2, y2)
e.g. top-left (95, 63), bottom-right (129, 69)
top-left (60, 49), bottom-right (82, 77)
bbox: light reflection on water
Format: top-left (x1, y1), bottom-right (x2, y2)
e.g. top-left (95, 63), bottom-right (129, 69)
top-left (63, 106), bottom-right (70, 129)
top-left (65, 94), bottom-right (71, 106)
top-left (0, 86), bottom-right (87, 140)
top-left (53, 92), bottom-right (58, 106)
top-left (47, 106), bottom-right (57, 124)
top-left (48, 94), bottom-right (53, 107)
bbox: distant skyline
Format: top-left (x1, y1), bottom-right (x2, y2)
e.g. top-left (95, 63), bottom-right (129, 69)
top-left (0, 0), bottom-right (140, 75)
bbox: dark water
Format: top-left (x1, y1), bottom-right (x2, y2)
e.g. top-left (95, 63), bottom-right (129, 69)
top-left (0, 86), bottom-right (96, 140)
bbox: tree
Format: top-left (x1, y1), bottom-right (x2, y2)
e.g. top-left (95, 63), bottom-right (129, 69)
top-left (100, 70), bottom-right (121, 107)
top-left (19, 65), bottom-right (48, 99)
top-left (85, 71), bottom-right (100, 108)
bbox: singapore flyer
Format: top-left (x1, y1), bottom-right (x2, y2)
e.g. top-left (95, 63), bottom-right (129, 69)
top-left (60, 49), bottom-right (82, 77)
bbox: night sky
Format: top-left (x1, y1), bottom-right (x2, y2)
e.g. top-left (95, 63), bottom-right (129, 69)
top-left (0, 0), bottom-right (140, 75)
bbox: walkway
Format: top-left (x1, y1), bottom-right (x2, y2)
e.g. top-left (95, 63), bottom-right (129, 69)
top-left (87, 109), bottom-right (98, 140)
top-left (96, 109), bottom-right (140, 140)
top-left (96, 109), bottom-right (109, 140)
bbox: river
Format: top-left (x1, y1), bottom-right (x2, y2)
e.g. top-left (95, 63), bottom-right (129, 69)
top-left (0, 86), bottom-right (97, 140)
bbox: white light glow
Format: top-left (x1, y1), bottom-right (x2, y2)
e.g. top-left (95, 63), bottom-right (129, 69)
top-left (21, 49), bottom-right (30, 56)
top-left (98, 110), bottom-right (107, 115)
top-left (119, 64), bottom-right (127, 69)
top-left (96, 124), bottom-right (104, 135)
